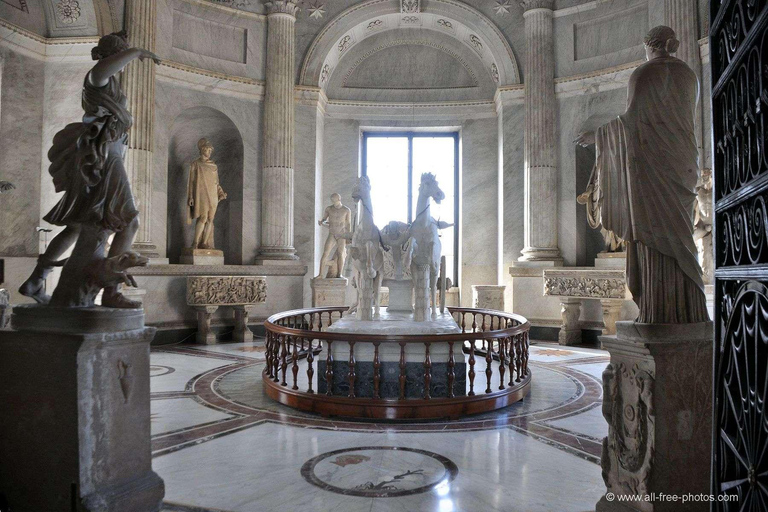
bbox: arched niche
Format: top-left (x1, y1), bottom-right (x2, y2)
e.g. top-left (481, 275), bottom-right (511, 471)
top-left (166, 106), bottom-right (244, 265)
top-left (300, 0), bottom-right (520, 91)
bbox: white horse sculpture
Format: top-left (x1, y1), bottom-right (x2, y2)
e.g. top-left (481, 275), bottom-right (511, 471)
top-left (347, 176), bottom-right (386, 320)
top-left (409, 173), bottom-right (453, 320)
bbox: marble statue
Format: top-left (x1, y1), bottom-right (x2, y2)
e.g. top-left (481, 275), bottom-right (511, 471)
top-left (187, 138), bottom-right (227, 250)
top-left (381, 220), bottom-right (414, 281)
top-left (18, 31), bottom-right (160, 308)
top-left (316, 193), bottom-right (352, 278)
top-left (574, 25), bottom-right (708, 323)
top-left (409, 173), bottom-right (453, 321)
top-left (694, 169), bottom-right (713, 285)
top-left (347, 176), bottom-right (386, 320)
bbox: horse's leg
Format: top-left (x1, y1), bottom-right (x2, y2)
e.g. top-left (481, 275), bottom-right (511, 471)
top-left (365, 241), bottom-right (376, 279)
top-left (374, 270), bottom-right (383, 318)
top-left (430, 263), bottom-right (438, 320)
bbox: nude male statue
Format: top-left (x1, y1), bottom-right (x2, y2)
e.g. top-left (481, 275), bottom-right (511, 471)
top-left (317, 193), bottom-right (352, 279)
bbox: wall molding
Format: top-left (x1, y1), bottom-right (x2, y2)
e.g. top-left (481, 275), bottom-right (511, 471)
top-left (0, 18), bottom-right (96, 61)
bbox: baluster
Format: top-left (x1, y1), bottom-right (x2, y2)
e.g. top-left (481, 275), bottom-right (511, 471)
top-left (273, 334), bottom-right (281, 382)
top-left (292, 337), bottom-right (299, 390)
top-left (306, 339), bottom-right (315, 393)
top-left (485, 337), bottom-right (493, 393)
top-left (481, 314), bottom-right (487, 333)
top-left (265, 331), bottom-right (272, 377)
top-left (515, 334), bottom-right (522, 383)
top-left (460, 312), bottom-right (466, 333)
top-left (447, 341), bottom-right (455, 399)
top-left (399, 341), bottom-right (407, 400)
top-left (309, 313), bottom-right (314, 332)
top-left (523, 332), bottom-right (530, 376)
top-left (423, 342), bottom-right (432, 400)
top-left (471, 313), bottom-right (478, 333)
top-left (508, 334), bottom-right (516, 386)
top-left (347, 341), bottom-right (356, 398)
top-left (280, 335), bottom-right (288, 386)
top-left (373, 342), bottom-right (381, 399)
top-left (468, 339), bottom-right (476, 396)
top-left (325, 340), bottom-right (334, 396)
top-left (498, 337), bottom-right (506, 390)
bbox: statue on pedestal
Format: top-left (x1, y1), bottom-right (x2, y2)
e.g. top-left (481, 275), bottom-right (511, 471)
top-left (575, 25), bottom-right (708, 324)
top-left (187, 138), bottom-right (227, 250)
top-left (18, 31), bottom-right (160, 308)
top-left (316, 193), bottom-right (351, 278)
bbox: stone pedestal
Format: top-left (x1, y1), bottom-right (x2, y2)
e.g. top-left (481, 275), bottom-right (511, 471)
top-left (597, 321), bottom-right (713, 512)
top-left (383, 278), bottom-right (413, 312)
top-left (595, 251), bottom-right (627, 269)
top-left (600, 298), bottom-right (623, 335)
top-left (195, 305), bottom-right (219, 344)
top-left (558, 297), bottom-right (582, 345)
top-left (233, 305), bottom-right (254, 342)
top-left (180, 248), bottom-right (225, 265)
top-left (311, 277), bottom-right (348, 307)
top-left (0, 305), bottom-right (164, 512)
top-left (472, 285), bottom-right (505, 311)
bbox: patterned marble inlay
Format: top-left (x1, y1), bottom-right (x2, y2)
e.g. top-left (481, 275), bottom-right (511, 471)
top-left (150, 365), bottom-right (176, 377)
top-left (300, 446), bottom-right (458, 497)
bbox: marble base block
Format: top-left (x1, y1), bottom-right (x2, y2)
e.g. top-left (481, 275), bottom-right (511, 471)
top-left (180, 248), bottom-right (225, 266)
top-left (1, 305), bottom-right (164, 512)
top-left (311, 277), bottom-right (348, 307)
top-left (383, 279), bottom-right (413, 312)
top-left (595, 251), bottom-right (627, 269)
top-left (472, 285), bottom-right (505, 311)
top-left (597, 321), bottom-right (713, 512)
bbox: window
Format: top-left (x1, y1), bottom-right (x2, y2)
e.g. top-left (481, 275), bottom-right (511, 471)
top-left (362, 132), bottom-right (459, 285)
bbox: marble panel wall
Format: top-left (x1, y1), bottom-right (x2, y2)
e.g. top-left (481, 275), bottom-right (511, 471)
top-left (0, 49), bottom-right (44, 257)
top-left (153, 78), bottom-right (262, 262)
top-left (500, 100), bottom-right (525, 310)
top-left (156, 0), bottom-right (267, 80)
top-left (460, 117), bottom-right (499, 304)
top-left (0, 1), bottom-right (47, 36)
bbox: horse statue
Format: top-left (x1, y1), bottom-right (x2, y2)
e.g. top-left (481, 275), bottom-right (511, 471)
top-left (409, 173), bottom-right (453, 321)
top-left (347, 176), bottom-right (386, 320)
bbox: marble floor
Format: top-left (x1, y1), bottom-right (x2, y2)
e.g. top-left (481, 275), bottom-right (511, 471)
top-left (151, 339), bottom-right (609, 512)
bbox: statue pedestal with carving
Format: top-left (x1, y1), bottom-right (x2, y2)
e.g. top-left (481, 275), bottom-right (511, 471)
top-left (186, 276), bottom-right (267, 344)
top-left (311, 277), bottom-right (348, 307)
top-left (0, 305), bottom-right (164, 512)
top-left (472, 285), bottom-right (505, 311)
top-left (597, 321), bottom-right (712, 512)
top-left (180, 248), bottom-right (225, 266)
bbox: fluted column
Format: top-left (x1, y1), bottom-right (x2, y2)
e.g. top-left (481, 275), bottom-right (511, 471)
top-left (123, 0), bottom-right (158, 257)
top-left (664, 0), bottom-right (704, 163)
top-left (259, 0), bottom-right (299, 261)
top-left (519, 0), bottom-right (561, 263)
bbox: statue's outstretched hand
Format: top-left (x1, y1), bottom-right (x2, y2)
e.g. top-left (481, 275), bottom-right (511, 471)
top-left (574, 131), bottom-right (596, 147)
top-left (138, 49), bottom-right (161, 65)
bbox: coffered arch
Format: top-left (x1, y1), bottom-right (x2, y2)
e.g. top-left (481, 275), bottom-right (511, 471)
top-left (299, 0), bottom-right (520, 90)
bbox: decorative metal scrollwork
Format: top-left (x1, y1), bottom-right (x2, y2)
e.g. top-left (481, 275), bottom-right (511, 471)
top-left (713, 281), bottom-right (768, 509)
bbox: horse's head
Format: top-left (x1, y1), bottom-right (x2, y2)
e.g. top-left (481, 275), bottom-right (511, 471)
top-left (419, 172), bottom-right (445, 204)
top-left (352, 175), bottom-right (371, 203)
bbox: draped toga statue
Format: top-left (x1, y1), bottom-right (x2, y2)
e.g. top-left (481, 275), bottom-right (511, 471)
top-left (187, 138), bottom-right (227, 250)
top-left (574, 26), bottom-right (708, 324)
top-left (18, 31), bottom-right (161, 308)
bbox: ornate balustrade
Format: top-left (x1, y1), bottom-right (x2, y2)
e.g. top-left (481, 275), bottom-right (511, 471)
top-left (263, 307), bottom-right (531, 419)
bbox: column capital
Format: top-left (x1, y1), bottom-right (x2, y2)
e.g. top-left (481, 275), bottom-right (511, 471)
top-left (264, 0), bottom-right (299, 17)
top-left (521, 0), bottom-right (554, 12)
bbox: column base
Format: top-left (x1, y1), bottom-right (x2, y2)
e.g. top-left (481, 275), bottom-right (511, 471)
top-left (598, 321), bottom-right (713, 512)
top-left (1, 305), bottom-right (163, 512)
top-left (256, 247), bottom-right (298, 264)
top-left (518, 247), bottom-right (563, 265)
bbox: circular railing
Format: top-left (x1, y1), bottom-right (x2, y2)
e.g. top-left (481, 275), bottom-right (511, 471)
top-left (262, 307), bottom-right (531, 420)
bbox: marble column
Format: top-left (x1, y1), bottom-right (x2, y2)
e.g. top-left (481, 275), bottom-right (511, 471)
top-left (258, 0), bottom-right (300, 261)
top-left (519, 0), bottom-right (561, 263)
top-left (123, 0), bottom-right (159, 258)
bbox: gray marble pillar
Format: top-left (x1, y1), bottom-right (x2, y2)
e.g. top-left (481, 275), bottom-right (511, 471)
top-left (259, 0), bottom-right (299, 261)
top-left (520, 0), bottom-right (561, 263)
top-left (123, 0), bottom-right (159, 258)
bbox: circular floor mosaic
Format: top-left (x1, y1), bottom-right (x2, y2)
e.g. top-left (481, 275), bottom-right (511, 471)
top-left (149, 365), bottom-right (175, 377)
top-left (300, 446), bottom-right (458, 497)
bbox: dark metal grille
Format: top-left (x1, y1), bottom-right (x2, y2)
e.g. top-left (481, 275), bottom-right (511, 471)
top-left (712, 0), bottom-right (768, 507)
